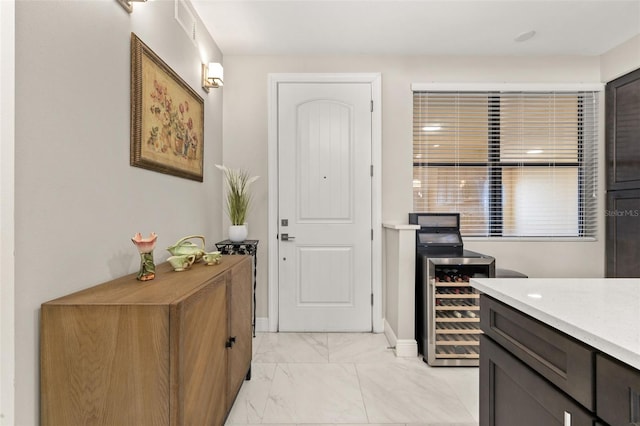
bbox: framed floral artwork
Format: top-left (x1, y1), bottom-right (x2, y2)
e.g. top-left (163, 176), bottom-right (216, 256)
top-left (130, 33), bottom-right (204, 181)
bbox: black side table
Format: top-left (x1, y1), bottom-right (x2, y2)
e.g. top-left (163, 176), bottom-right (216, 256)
top-left (215, 239), bottom-right (259, 336)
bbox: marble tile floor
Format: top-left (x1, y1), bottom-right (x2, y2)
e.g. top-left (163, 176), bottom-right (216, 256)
top-left (226, 332), bottom-right (479, 426)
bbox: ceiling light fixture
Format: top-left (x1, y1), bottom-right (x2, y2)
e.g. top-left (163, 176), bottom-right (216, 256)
top-left (527, 149), bottom-right (544, 154)
top-left (515, 30), bottom-right (536, 43)
top-left (422, 125), bottom-right (442, 132)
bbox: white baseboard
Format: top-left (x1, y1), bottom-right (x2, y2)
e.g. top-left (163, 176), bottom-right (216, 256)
top-left (394, 339), bottom-right (418, 358)
top-left (383, 319), bottom-right (418, 358)
top-left (383, 318), bottom-right (398, 347)
top-left (254, 317), bottom-right (269, 333)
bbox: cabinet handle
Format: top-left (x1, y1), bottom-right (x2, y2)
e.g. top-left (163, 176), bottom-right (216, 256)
top-left (225, 336), bottom-right (237, 348)
top-left (631, 387), bottom-right (640, 425)
top-left (564, 411), bottom-right (571, 426)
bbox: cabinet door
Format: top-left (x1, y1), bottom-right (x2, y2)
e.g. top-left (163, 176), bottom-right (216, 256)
top-left (172, 274), bottom-right (228, 426)
top-left (480, 295), bottom-right (594, 410)
top-left (606, 67), bottom-right (640, 190)
top-left (480, 335), bottom-right (595, 426)
top-left (41, 305), bottom-right (170, 426)
top-left (227, 257), bottom-right (253, 404)
top-left (606, 188), bottom-right (640, 277)
top-left (597, 354), bottom-right (640, 426)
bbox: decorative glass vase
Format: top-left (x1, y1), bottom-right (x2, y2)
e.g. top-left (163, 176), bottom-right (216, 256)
top-left (228, 224), bottom-right (248, 242)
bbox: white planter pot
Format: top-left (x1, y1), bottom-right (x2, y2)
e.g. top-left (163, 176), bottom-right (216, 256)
top-left (228, 224), bottom-right (248, 242)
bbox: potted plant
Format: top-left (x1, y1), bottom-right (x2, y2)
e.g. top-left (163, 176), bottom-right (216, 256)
top-left (215, 164), bottom-right (259, 242)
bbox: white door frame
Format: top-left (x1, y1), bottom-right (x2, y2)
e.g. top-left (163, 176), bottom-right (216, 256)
top-left (267, 73), bottom-right (383, 333)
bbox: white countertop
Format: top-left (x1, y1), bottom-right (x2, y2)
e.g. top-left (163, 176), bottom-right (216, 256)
top-left (470, 278), bottom-right (640, 371)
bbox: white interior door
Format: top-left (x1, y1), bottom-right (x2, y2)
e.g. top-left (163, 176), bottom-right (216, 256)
top-left (278, 82), bottom-right (372, 332)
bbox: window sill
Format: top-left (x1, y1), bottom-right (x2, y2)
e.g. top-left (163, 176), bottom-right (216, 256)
top-left (464, 236), bottom-right (598, 242)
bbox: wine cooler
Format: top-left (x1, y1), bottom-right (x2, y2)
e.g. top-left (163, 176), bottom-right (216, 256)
top-left (421, 256), bottom-right (495, 366)
top-left (410, 213), bottom-right (495, 366)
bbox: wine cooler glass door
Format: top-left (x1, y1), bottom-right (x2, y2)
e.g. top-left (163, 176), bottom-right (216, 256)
top-left (425, 258), bottom-right (494, 366)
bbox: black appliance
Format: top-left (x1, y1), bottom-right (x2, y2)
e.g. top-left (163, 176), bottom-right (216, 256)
top-left (409, 212), bottom-right (463, 256)
top-left (410, 213), bottom-right (495, 366)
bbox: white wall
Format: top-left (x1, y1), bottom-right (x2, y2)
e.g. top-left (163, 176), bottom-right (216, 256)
top-left (601, 34), bottom-right (640, 82)
top-left (223, 54), bottom-right (607, 318)
top-left (1, 1), bottom-right (15, 424)
top-left (14, 1), bottom-right (223, 424)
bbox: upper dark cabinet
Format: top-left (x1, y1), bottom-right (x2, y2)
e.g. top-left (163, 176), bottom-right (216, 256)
top-left (606, 68), bottom-right (640, 190)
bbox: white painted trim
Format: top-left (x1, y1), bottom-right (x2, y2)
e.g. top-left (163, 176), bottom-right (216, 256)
top-left (383, 318), bottom-right (397, 347)
top-left (411, 82), bottom-right (605, 92)
top-left (384, 318), bottom-right (418, 358)
top-left (267, 75), bottom-right (280, 332)
top-left (254, 317), bottom-right (270, 333)
top-left (267, 73), bottom-right (383, 333)
top-left (0, 2), bottom-right (15, 425)
top-left (370, 74), bottom-right (383, 333)
top-left (394, 339), bottom-right (419, 358)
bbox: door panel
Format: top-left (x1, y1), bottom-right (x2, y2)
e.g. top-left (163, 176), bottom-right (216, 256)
top-left (606, 68), bottom-right (640, 190)
top-left (297, 100), bottom-right (353, 222)
top-left (278, 82), bottom-right (372, 331)
top-left (298, 246), bottom-right (353, 305)
top-left (606, 189), bottom-right (640, 277)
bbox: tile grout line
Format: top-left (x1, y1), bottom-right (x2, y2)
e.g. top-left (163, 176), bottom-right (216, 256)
top-left (352, 361), bottom-right (373, 424)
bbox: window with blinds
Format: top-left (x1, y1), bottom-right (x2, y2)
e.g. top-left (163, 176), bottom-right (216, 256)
top-left (412, 90), bottom-right (599, 238)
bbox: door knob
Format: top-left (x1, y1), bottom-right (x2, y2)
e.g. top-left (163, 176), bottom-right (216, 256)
top-left (281, 233), bottom-right (296, 241)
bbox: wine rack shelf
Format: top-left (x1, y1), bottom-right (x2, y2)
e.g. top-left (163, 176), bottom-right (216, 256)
top-left (427, 264), bottom-right (491, 366)
top-left (416, 250), bottom-right (495, 367)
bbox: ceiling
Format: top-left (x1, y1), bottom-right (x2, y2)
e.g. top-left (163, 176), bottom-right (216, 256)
top-left (190, 0), bottom-right (640, 56)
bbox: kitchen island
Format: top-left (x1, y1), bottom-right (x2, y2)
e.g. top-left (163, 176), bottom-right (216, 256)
top-left (471, 278), bottom-right (640, 426)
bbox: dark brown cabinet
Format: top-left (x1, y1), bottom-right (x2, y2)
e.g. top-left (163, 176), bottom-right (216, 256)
top-left (606, 67), bottom-right (640, 191)
top-left (606, 67), bottom-right (640, 277)
top-left (480, 295), bottom-right (594, 410)
top-left (480, 335), bottom-right (595, 426)
top-left (479, 295), bottom-right (626, 426)
top-left (606, 188), bottom-right (640, 277)
top-left (597, 354), bottom-right (640, 426)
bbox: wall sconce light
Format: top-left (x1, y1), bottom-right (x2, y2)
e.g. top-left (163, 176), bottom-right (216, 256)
top-left (202, 62), bottom-right (224, 92)
top-left (116, 0), bottom-right (147, 14)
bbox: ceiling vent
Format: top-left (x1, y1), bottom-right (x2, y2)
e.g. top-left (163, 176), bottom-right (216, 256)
top-left (175, 0), bottom-right (197, 46)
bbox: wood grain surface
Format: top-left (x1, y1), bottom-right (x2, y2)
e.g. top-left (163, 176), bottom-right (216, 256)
top-left (41, 255), bottom-right (253, 426)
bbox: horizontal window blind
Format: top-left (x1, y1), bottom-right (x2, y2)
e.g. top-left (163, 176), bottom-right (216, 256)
top-left (413, 90), bottom-right (598, 238)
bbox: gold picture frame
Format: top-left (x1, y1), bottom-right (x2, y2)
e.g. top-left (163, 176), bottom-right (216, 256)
top-left (130, 33), bottom-right (204, 181)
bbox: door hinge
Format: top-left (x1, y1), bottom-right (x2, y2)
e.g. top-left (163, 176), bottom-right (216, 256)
top-left (370, 100), bottom-right (373, 112)
top-left (370, 165), bottom-right (373, 177)
top-left (371, 229), bottom-right (374, 240)
top-left (371, 293), bottom-right (374, 305)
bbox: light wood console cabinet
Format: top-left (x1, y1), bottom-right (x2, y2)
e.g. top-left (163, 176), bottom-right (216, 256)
top-left (41, 255), bottom-right (253, 426)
